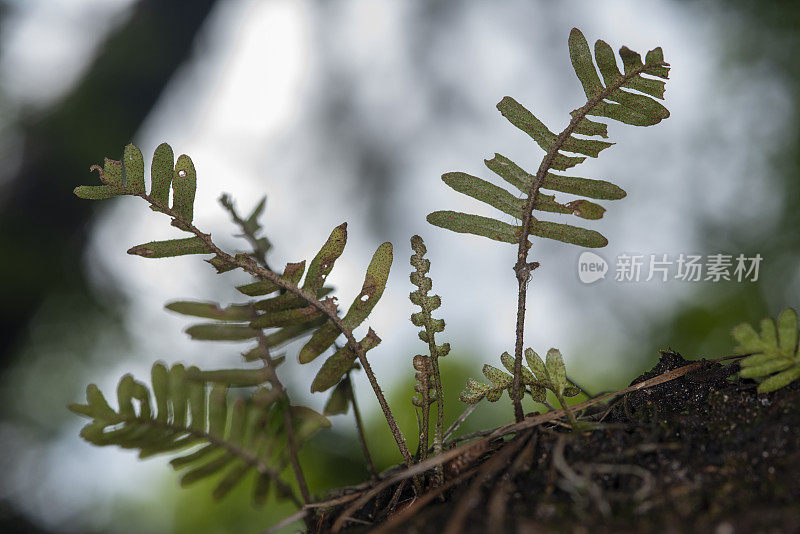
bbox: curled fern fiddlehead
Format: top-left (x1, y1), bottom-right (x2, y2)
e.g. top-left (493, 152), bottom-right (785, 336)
top-left (732, 308), bottom-right (800, 392)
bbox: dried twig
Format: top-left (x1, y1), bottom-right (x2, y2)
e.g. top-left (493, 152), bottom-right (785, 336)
top-left (487, 431), bottom-right (538, 529)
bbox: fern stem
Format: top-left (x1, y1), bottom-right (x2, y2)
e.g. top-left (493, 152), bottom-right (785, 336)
top-left (134, 194), bottom-right (415, 468)
top-left (254, 330), bottom-right (311, 504)
top-left (443, 402), bottom-right (478, 442)
top-left (345, 372), bottom-right (378, 478)
top-left (428, 354), bottom-right (445, 484)
top-left (554, 391), bottom-right (579, 429)
top-left (282, 406), bottom-right (311, 504)
top-left (510, 58), bottom-right (668, 423)
top-left (416, 384), bottom-right (430, 461)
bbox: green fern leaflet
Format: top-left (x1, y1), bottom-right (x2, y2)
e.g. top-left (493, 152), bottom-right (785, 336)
top-left (732, 308), bottom-right (800, 393)
top-left (460, 348), bottom-right (580, 405)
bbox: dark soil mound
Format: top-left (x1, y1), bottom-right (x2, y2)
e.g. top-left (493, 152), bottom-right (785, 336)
top-left (321, 351), bottom-right (800, 533)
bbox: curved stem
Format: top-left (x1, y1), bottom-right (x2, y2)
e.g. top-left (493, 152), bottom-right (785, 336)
top-left (345, 372), bottom-right (378, 477)
top-left (510, 59), bottom-right (668, 422)
top-left (254, 330), bottom-right (311, 504)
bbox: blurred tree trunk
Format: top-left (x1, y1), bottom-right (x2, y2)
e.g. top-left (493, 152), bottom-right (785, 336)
top-left (0, 2), bottom-right (219, 531)
top-left (0, 0), bottom-right (220, 363)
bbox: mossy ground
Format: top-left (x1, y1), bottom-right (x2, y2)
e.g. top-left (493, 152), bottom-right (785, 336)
top-left (319, 351), bottom-right (800, 533)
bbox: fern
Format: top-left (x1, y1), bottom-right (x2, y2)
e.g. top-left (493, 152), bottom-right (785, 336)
top-left (427, 28), bottom-right (669, 250)
top-left (732, 308), bottom-right (800, 392)
top-left (409, 235), bottom-right (450, 474)
top-left (219, 193), bottom-right (273, 269)
top-left (460, 348), bottom-right (581, 425)
top-left (70, 363), bottom-right (328, 505)
top-left (72, 142), bottom-right (415, 497)
top-left (459, 348), bottom-right (577, 403)
top-left (428, 28), bottom-right (670, 421)
top-left (75, 144), bottom-right (394, 394)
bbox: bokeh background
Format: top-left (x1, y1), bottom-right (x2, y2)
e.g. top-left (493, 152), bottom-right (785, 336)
top-left (1, 0), bottom-right (798, 532)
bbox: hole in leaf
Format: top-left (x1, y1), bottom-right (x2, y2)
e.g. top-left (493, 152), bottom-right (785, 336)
top-left (178, 170), bottom-right (187, 178)
top-left (360, 294), bottom-right (369, 302)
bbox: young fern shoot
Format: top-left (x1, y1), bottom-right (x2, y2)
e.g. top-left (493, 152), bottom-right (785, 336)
top-left (460, 349), bottom-right (582, 427)
top-left (428, 28), bottom-right (671, 421)
top-left (409, 235), bottom-right (450, 483)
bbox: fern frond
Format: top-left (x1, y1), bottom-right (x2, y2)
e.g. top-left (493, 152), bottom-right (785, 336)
top-left (733, 308), bottom-right (800, 393)
top-left (75, 142), bottom-right (414, 467)
top-left (409, 236), bottom-right (450, 359)
top-left (427, 28), bottom-right (670, 250)
top-left (76, 145), bottom-right (393, 395)
top-left (69, 363), bottom-right (329, 505)
top-left (409, 235), bottom-right (449, 467)
top-left (76, 143), bottom-right (212, 257)
top-left (166, 225), bottom-right (390, 394)
top-left (219, 194), bottom-right (273, 269)
top-left (460, 348), bottom-right (581, 405)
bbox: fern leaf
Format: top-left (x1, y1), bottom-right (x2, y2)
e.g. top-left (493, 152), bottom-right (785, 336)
top-left (408, 234), bottom-right (450, 461)
top-left (251, 317), bottom-right (328, 352)
top-left (484, 154), bottom-right (625, 201)
top-left (73, 184), bottom-right (126, 199)
top-left (426, 211), bottom-right (518, 244)
top-left (185, 324), bottom-right (259, 341)
top-left (165, 301), bottom-right (257, 322)
top-left (733, 308), bottom-right (800, 392)
top-left (429, 27), bottom-right (669, 251)
top-left (298, 242), bottom-right (392, 364)
top-left (460, 348), bottom-right (581, 405)
top-left (186, 367), bottom-right (274, 387)
top-left (310, 329), bottom-right (381, 392)
top-left (171, 155), bottom-right (197, 224)
top-left (124, 144), bottom-right (146, 194)
top-left (529, 218), bottom-right (608, 248)
top-left (323, 379), bottom-right (351, 415)
top-left (237, 261), bottom-right (306, 297)
top-left (497, 96), bottom-right (614, 166)
top-left (500, 351), bottom-right (537, 386)
top-left (150, 143), bottom-right (175, 207)
top-left (127, 236), bottom-right (212, 258)
top-left (70, 363), bottom-right (329, 505)
top-left (302, 223), bottom-right (348, 293)
top-left (249, 304), bottom-right (326, 328)
top-left (546, 348), bottom-right (567, 396)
